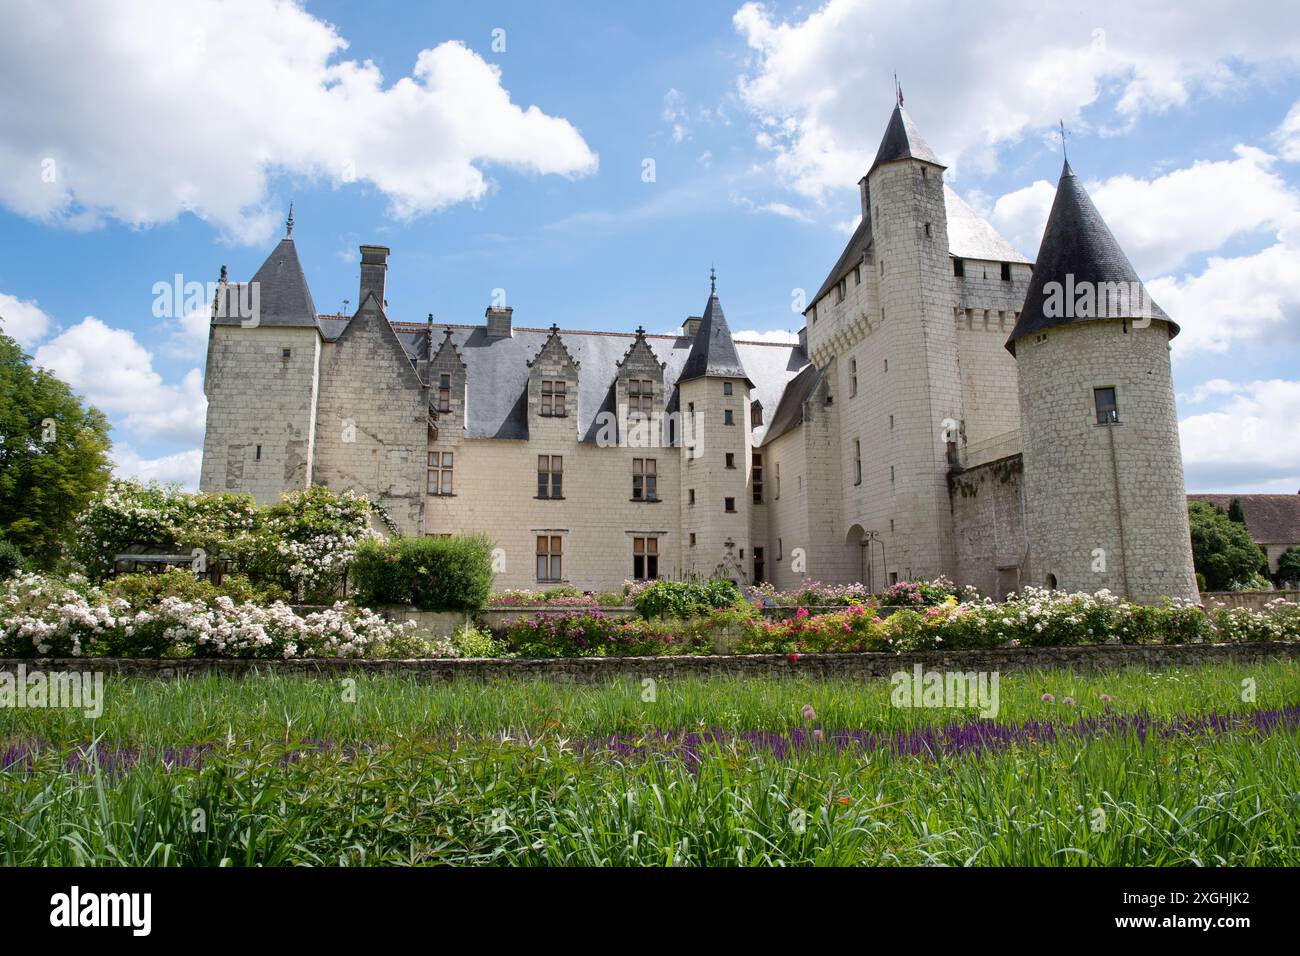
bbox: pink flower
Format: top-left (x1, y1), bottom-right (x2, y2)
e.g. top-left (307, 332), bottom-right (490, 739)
top-left (1040, 693), bottom-right (1054, 703)
top-left (812, 728), bottom-right (824, 742)
top-left (801, 704), bottom-right (816, 722)
top-left (788, 652), bottom-right (801, 664)
top-left (795, 607), bottom-right (810, 620)
top-left (1099, 694), bottom-right (1112, 704)
top-left (1062, 697), bottom-right (1075, 707)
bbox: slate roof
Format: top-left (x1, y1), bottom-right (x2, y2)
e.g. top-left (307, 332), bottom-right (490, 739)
top-left (1006, 160), bottom-right (1176, 354)
top-left (213, 238), bottom-right (320, 328)
top-left (810, 215), bottom-right (873, 311)
top-left (678, 288), bottom-right (753, 387)
top-left (1187, 495), bottom-right (1300, 545)
top-left (945, 187), bottom-right (1030, 264)
top-left (759, 362), bottom-right (826, 447)
top-left (387, 322), bottom-right (807, 444)
top-left (868, 106), bottom-right (944, 175)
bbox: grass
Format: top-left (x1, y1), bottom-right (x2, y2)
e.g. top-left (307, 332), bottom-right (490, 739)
top-left (1, 661), bottom-right (1297, 866)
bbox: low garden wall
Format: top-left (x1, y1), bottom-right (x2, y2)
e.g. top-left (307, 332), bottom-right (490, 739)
top-left (6, 641), bottom-right (1297, 684)
top-left (1201, 591), bottom-right (1300, 611)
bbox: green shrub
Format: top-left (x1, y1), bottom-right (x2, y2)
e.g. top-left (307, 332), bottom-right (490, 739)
top-left (449, 623), bottom-right (504, 658)
top-left (632, 579), bottom-right (741, 619)
top-left (0, 539), bottom-right (25, 577)
top-left (350, 534), bottom-right (494, 612)
top-left (104, 568), bottom-right (289, 610)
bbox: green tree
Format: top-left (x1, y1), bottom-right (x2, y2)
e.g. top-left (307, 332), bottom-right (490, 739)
top-left (0, 330), bottom-right (112, 566)
top-left (1277, 547), bottom-right (1300, 588)
top-left (1188, 501), bottom-right (1267, 591)
top-left (1227, 496), bottom-right (1247, 524)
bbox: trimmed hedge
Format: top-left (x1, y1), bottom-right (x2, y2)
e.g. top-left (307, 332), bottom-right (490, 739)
top-left (351, 534), bottom-right (494, 612)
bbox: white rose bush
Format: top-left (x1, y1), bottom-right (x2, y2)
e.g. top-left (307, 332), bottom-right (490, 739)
top-left (0, 571), bottom-right (450, 659)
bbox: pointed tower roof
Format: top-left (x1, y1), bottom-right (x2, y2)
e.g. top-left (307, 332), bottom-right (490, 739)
top-left (1006, 160), bottom-right (1176, 355)
top-left (868, 105), bottom-right (943, 176)
top-left (244, 235), bottom-right (319, 327)
top-left (678, 271), bottom-right (752, 387)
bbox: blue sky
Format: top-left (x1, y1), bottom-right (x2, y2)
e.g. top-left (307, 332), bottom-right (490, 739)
top-left (1, 0), bottom-right (1298, 492)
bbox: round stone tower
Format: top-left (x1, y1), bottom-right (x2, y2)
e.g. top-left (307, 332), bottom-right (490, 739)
top-left (1006, 160), bottom-right (1198, 603)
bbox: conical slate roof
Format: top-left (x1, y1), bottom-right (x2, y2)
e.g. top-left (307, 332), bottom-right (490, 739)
top-left (1006, 160), bottom-right (1176, 355)
top-left (868, 105), bottom-right (943, 175)
top-left (231, 237), bottom-right (319, 328)
top-left (678, 282), bottom-right (752, 387)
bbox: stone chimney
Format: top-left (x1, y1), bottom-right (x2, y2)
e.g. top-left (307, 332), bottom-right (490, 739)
top-left (486, 305), bottom-right (513, 338)
top-left (682, 315), bottom-right (702, 337)
top-left (359, 245), bottom-right (389, 309)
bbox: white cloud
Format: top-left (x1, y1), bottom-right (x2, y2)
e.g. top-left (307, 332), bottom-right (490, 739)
top-left (733, 0), bottom-right (1300, 198)
top-left (1180, 379), bottom-right (1300, 491)
top-left (734, 328), bottom-right (800, 344)
top-left (111, 445), bottom-right (203, 489)
top-left (0, 0), bottom-right (597, 243)
top-left (33, 317), bottom-right (207, 445)
top-left (1277, 100), bottom-right (1300, 162)
top-left (730, 193), bottom-right (812, 222)
top-left (983, 143), bottom-right (1300, 354)
top-left (991, 146), bottom-right (1299, 273)
top-left (0, 292), bottom-right (53, 347)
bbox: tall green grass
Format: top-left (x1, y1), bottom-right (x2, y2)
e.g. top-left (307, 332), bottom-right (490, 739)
top-left (1, 662), bottom-right (1297, 866)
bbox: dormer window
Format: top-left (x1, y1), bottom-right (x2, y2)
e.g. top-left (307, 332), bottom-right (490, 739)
top-left (438, 373), bottom-right (451, 413)
top-left (540, 380), bottom-right (567, 417)
top-left (751, 401), bottom-right (764, 427)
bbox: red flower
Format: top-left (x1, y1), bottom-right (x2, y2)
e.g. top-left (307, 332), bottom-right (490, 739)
top-left (788, 652), bottom-right (801, 663)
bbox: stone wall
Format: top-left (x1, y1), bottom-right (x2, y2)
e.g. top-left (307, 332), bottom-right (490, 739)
top-left (950, 453), bottom-right (1027, 599)
top-left (200, 325), bottom-right (320, 503)
top-left (1016, 319), bottom-right (1197, 603)
top-left (7, 641), bottom-right (1295, 684)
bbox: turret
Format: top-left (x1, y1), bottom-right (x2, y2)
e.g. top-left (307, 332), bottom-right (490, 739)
top-left (1007, 160), bottom-right (1197, 602)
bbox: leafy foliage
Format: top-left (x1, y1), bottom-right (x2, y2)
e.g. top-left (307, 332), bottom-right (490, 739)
top-left (1277, 547), bottom-right (1300, 588)
top-left (350, 534), bottom-right (494, 612)
top-left (630, 579), bottom-right (741, 619)
top-left (0, 330), bottom-right (112, 566)
top-left (1188, 501), bottom-right (1267, 590)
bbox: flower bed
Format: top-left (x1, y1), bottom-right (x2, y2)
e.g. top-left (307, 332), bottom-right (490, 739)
top-left (0, 572), bottom-right (442, 659)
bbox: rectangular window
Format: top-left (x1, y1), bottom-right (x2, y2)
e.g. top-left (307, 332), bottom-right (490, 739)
top-left (438, 373), bottom-right (451, 413)
top-left (849, 358), bottom-right (858, 397)
top-left (632, 536), bottom-right (659, 580)
top-left (953, 258), bottom-right (964, 277)
top-left (854, 440), bottom-right (862, 485)
top-left (774, 462), bottom-right (781, 499)
top-left (537, 455), bottom-right (563, 498)
top-left (753, 546), bottom-right (765, 583)
top-left (725, 452), bottom-right (735, 469)
top-left (540, 380), bottom-right (567, 417)
top-left (853, 265), bottom-right (861, 285)
top-left (427, 451), bottom-right (454, 495)
top-left (924, 222), bottom-right (932, 238)
top-left (752, 452), bottom-right (763, 503)
top-left (724, 409), bottom-right (734, 426)
top-left (536, 535), bottom-right (563, 583)
top-left (777, 538), bottom-right (783, 560)
top-left (724, 497), bottom-right (736, 513)
top-left (254, 444), bottom-right (262, 461)
top-left (688, 488), bottom-right (696, 506)
top-left (689, 532), bottom-right (697, 547)
top-left (628, 378), bottom-right (653, 415)
top-left (1001, 262), bottom-right (1012, 281)
top-left (751, 402), bottom-right (763, 427)
top-left (723, 381), bottom-right (733, 396)
top-left (837, 278), bottom-right (847, 303)
top-left (632, 457), bottom-right (657, 500)
top-left (281, 348), bottom-right (292, 359)
top-left (1095, 387), bottom-right (1119, 424)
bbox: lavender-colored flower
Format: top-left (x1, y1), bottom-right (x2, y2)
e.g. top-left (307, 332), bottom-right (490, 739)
top-left (801, 704), bottom-right (816, 722)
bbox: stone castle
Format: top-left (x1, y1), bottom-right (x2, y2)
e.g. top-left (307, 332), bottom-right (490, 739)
top-left (199, 103), bottom-right (1199, 602)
